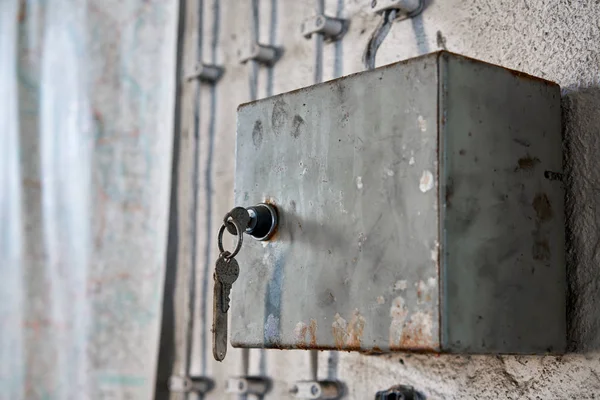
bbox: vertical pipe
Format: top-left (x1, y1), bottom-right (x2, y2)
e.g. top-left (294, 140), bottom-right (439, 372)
top-left (248, 0), bottom-right (260, 102)
top-left (333, 0), bottom-right (344, 78)
top-left (185, 3), bottom-right (203, 394)
top-left (154, 0), bottom-right (187, 395)
top-left (313, 0), bottom-right (325, 84)
top-left (200, 0), bottom-right (220, 377)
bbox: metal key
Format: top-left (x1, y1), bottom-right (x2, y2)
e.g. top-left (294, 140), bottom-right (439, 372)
top-left (216, 254), bottom-right (239, 312)
top-left (225, 207), bottom-right (251, 235)
top-left (212, 253), bottom-right (239, 361)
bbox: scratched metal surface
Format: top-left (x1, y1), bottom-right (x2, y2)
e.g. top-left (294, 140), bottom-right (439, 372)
top-left (438, 53), bottom-right (566, 353)
top-left (233, 54), bottom-right (441, 352)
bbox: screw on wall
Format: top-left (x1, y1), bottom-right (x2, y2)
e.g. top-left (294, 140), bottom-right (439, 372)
top-left (168, 375), bottom-right (214, 395)
top-left (186, 64), bottom-right (225, 83)
top-left (224, 376), bottom-right (271, 396)
top-left (291, 380), bottom-right (345, 400)
top-left (301, 14), bottom-right (348, 42)
top-left (239, 43), bottom-right (282, 66)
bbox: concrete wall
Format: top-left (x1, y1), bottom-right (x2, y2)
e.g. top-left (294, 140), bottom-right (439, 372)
top-left (161, 0), bottom-right (600, 398)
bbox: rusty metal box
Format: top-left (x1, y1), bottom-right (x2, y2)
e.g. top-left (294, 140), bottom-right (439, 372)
top-left (232, 51), bottom-right (565, 354)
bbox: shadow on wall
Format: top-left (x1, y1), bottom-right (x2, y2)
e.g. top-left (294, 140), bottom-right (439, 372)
top-left (563, 86), bottom-right (600, 352)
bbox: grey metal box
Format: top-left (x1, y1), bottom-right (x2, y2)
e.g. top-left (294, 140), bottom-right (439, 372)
top-left (232, 51), bottom-right (565, 354)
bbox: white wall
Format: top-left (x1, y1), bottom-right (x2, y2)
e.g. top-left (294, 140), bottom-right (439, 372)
top-left (166, 0), bottom-right (600, 398)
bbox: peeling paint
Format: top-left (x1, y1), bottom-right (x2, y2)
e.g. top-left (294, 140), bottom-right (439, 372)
top-left (394, 280), bottom-right (408, 291)
top-left (389, 296), bottom-right (408, 348)
top-left (430, 249), bottom-right (438, 263)
top-left (358, 233), bottom-right (367, 251)
top-left (409, 156), bottom-right (415, 165)
top-left (356, 176), bottom-right (363, 189)
top-left (332, 314), bottom-right (348, 349)
top-left (294, 319), bottom-right (318, 349)
top-left (294, 322), bottom-right (308, 342)
top-left (398, 311), bottom-right (434, 349)
top-left (332, 310), bottom-right (365, 350)
top-left (265, 314), bottom-right (280, 343)
top-left (385, 168), bottom-right (395, 177)
top-left (419, 170), bottom-right (434, 192)
top-left (377, 296), bottom-right (385, 305)
top-left (416, 279), bottom-right (435, 304)
top-left (418, 115), bottom-right (427, 132)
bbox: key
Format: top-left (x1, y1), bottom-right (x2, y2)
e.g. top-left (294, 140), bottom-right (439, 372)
top-left (212, 254), bottom-right (240, 361)
top-left (216, 255), bottom-right (239, 312)
top-left (225, 207), bottom-right (251, 235)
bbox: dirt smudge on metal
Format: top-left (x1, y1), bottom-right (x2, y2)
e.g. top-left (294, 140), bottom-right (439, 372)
top-left (532, 193), bottom-right (553, 221)
top-left (513, 138), bottom-right (531, 147)
top-left (291, 114), bottom-right (305, 138)
top-left (533, 239), bottom-right (551, 260)
top-left (252, 120), bottom-right (263, 148)
top-left (515, 154), bottom-right (541, 171)
top-left (271, 98), bottom-right (289, 134)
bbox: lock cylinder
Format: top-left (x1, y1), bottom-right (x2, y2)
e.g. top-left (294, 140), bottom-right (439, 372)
top-left (245, 203), bottom-right (278, 241)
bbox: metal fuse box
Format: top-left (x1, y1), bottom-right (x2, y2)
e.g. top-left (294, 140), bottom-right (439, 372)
top-left (232, 51), bottom-right (565, 354)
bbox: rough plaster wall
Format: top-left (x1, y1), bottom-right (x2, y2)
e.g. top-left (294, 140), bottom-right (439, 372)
top-left (164, 0), bottom-right (600, 398)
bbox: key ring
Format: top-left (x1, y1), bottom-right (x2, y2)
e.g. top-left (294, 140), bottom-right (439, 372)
top-left (218, 218), bottom-right (243, 259)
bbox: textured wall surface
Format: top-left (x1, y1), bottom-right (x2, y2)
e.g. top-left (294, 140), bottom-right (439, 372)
top-left (162, 0), bottom-right (600, 399)
top-left (1, 0), bottom-right (178, 398)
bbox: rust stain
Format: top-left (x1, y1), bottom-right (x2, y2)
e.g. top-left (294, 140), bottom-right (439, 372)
top-left (260, 198), bottom-right (279, 241)
top-left (295, 322), bottom-right (309, 349)
top-left (348, 310), bottom-right (365, 348)
top-left (361, 346), bottom-right (384, 355)
top-left (515, 154), bottom-right (541, 171)
top-left (332, 310), bottom-right (365, 350)
top-left (332, 314), bottom-right (346, 350)
top-left (309, 319), bottom-right (317, 347)
top-left (532, 193), bottom-right (553, 221)
top-left (295, 319), bottom-right (318, 349)
top-left (390, 311), bottom-right (435, 351)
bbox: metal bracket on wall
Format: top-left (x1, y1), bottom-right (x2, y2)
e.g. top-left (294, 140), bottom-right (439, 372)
top-left (371, 0), bottom-right (424, 19)
top-left (375, 385), bottom-right (425, 400)
top-left (291, 380), bottom-right (344, 399)
top-left (168, 375), bottom-right (214, 395)
top-left (239, 43), bottom-right (282, 66)
top-left (301, 14), bottom-right (348, 42)
top-left (225, 376), bottom-right (271, 396)
top-left (186, 64), bottom-right (225, 83)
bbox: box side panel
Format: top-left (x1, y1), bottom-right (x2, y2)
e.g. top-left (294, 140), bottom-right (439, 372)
top-left (440, 53), bottom-right (566, 353)
top-left (232, 56), bottom-right (441, 352)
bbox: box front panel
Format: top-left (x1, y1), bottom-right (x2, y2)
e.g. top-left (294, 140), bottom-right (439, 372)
top-left (232, 55), bottom-right (441, 352)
